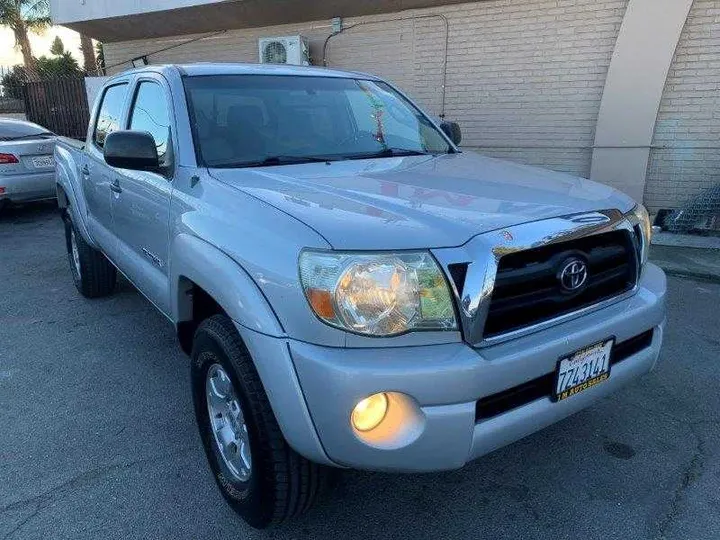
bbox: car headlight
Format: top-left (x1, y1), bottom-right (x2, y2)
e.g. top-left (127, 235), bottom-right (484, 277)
top-left (299, 250), bottom-right (457, 336)
top-left (629, 204), bottom-right (652, 265)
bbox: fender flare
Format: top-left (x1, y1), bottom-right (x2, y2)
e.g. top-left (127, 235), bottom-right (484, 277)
top-left (169, 235), bottom-right (333, 464)
top-left (169, 233), bottom-right (284, 337)
top-left (54, 147), bottom-right (95, 247)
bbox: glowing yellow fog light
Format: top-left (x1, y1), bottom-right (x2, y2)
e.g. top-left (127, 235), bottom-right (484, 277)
top-left (351, 393), bottom-right (389, 432)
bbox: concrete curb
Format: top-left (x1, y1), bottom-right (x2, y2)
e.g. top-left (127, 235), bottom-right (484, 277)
top-left (653, 265), bottom-right (720, 283)
top-left (649, 244), bottom-right (720, 283)
top-left (652, 232), bottom-right (720, 250)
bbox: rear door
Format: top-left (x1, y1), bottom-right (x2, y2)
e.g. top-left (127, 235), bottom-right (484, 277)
top-left (83, 82), bottom-right (130, 258)
top-left (110, 75), bottom-right (174, 315)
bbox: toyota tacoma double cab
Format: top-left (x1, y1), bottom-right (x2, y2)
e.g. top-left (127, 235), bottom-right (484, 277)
top-left (55, 63), bottom-right (666, 528)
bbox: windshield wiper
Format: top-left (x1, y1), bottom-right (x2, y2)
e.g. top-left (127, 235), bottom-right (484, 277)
top-left (342, 148), bottom-right (431, 160)
top-left (214, 155), bottom-right (334, 168)
top-left (211, 149), bottom-right (432, 168)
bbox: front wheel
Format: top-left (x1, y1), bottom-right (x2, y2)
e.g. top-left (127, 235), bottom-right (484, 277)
top-left (190, 315), bottom-right (324, 528)
top-left (63, 212), bottom-right (116, 298)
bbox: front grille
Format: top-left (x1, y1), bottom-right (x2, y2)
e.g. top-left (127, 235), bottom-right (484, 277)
top-left (483, 230), bottom-right (637, 338)
top-left (475, 329), bottom-right (655, 421)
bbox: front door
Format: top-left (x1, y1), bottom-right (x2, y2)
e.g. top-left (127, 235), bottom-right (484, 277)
top-left (110, 77), bottom-right (174, 315)
top-left (83, 82), bottom-right (129, 259)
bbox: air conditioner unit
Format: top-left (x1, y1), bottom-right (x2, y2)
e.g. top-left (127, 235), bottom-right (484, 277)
top-left (258, 36), bottom-right (310, 66)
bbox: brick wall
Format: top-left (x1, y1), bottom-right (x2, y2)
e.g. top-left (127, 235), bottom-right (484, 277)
top-left (645, 0), bottom-right (720, 212)
top-left (104, 0), bottom-right (629, 178)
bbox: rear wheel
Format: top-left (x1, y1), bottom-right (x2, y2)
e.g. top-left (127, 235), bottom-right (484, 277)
top-left (63, 212), bottom-right (117, 298)
top-left (190, 315), bottom-right (324, 528)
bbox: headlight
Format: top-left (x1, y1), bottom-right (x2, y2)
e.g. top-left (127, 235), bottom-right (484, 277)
top-left (299, 251), bottom-right (457, 336)
top-left (629, 204), bottom-right (652, 265)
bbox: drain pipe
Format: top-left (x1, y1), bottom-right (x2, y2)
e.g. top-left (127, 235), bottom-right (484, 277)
top-left (321, 13), bottom-right (449, 119)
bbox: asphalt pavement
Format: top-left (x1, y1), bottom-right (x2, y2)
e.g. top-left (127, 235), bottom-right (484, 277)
top-left (1, 202), bottom-right (719, 540)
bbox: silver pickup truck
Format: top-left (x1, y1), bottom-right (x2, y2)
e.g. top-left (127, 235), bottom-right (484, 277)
top-left (55, 63), bottom-right (666, 528)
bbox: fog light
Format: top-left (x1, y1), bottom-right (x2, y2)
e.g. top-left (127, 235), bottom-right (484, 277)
top-left (351, 393), bottom-right (389, 432)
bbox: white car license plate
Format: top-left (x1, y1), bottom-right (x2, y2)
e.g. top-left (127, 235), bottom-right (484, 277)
top-left (31, 155), bottom-right (53, 168)
top-left (553, 338), bottom-right (614, 401)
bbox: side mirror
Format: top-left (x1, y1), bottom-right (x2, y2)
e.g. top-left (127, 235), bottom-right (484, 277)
top-left (440, 121), bottom-right (462, 146)
top-left (104, 130), bottom-right (159, 170)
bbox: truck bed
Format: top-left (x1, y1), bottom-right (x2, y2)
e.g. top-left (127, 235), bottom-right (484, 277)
top-left (56, 136), bottom-right (85, 151)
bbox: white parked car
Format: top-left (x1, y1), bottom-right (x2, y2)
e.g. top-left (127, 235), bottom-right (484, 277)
top-left (0, 118), bottom-right (56, 209)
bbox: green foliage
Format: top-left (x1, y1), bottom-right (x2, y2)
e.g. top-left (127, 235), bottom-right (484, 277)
top-left (0, 0), bottom-right (51, 34)
top-left (0, 65), bottom-right (27, 99)
top-left (1, 48), bottom-right (83, 98)
top-left (0, 0), bottom-right (51, 76)
top-left (50, 35), bottom-right (64, 55)
top-left (36, 52), bottom-right (82, 78)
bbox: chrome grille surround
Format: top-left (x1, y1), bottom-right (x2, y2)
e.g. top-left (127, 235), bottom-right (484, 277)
top-left (432, 209), bottom-right (643, 347)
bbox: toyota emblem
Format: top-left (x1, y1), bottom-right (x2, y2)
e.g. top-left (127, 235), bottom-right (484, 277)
top-left (559, 258), bottom-right (588, 292)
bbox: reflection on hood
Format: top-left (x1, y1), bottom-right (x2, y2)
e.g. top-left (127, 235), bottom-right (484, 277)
top-left (210, 151), bottom-right (634, 250)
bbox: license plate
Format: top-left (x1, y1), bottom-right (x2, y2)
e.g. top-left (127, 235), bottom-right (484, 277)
top-left (553, 338), bottom-right (614, 401)
top-left (31, 155), bottom-right (53, 168)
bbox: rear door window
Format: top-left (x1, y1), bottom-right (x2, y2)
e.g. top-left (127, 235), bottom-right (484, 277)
top-left (93, 83), bottom-right (128, 148)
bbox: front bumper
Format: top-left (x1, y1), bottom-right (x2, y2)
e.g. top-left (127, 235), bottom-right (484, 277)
top-left (284, 263), bottom-right (666, 472)
top-left (0, 171), bottom-right (56, 203)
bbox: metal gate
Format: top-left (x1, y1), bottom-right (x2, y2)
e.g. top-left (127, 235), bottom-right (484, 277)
top-left (24, 78), bottom-right (90, 139)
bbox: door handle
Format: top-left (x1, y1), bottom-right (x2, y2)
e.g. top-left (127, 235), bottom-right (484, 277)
top-left (110, 179), bottom-right (122, 193)
top-left (81, 164), bottom-right (90, 176)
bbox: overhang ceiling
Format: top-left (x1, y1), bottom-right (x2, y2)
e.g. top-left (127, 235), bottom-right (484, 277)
top-left (65, 0), bottom-right (474, 42)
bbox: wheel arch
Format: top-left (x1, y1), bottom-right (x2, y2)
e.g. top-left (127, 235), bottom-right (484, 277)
top-left (54, 145), bottom-right (96, 247)
top-left (172, 236), bottom-right (332, 466)
top-left (56, 183), bottom-right (69, 209)
top-left (170, 234), bottom-right (285, 354)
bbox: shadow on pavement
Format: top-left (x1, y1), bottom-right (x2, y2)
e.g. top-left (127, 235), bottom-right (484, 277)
top-left (0, 200), bottom-right (59, 224)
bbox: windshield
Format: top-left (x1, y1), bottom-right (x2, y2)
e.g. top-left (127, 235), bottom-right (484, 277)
top-left (183, 75), bottom-right (452, 168)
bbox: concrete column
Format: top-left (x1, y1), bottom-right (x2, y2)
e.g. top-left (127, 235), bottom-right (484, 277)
top-left (590, 0), bottom-right (693, 203)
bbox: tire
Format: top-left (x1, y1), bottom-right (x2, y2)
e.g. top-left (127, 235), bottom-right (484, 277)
top-left (63, 211), bottom-right (117, 298)
top-left (190, 315), bottom-right (324, 528)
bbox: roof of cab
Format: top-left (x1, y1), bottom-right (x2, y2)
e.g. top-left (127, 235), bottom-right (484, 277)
top-left (113, 62), bottom-right (380, 81)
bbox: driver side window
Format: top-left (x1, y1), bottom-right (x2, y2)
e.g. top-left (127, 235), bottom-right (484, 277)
top-left (93, 83), bottom-right (128, 148)
top-left (128, 81), bottom-right (171, 164)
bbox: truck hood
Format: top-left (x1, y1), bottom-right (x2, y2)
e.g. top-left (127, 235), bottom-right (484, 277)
top-left (209, 152), bottom-right (635, 250)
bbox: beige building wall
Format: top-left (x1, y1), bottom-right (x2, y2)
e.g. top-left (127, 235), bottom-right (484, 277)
top-left (104, 0), bottom-right (629, 178)
top-left (645, 0), bottom-right (720, 212)
top-left (589, 0), bottom-right (694, 204)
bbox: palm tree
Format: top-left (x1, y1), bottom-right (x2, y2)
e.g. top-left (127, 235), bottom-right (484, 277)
top-left (0, 0), bottom-right (51, 80)
top-left (79, 34), bottom-right (96, 75)
top-left (95, 41), bottom-right (105, 75)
